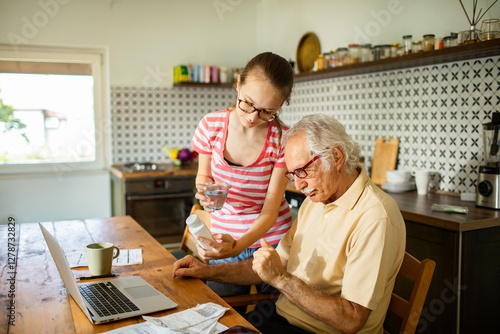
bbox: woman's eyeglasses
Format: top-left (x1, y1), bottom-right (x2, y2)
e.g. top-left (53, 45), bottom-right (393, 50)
top-left (237, 98), bottom-right (278, 122)
top-left (284, 155), bottom-right (320, 181)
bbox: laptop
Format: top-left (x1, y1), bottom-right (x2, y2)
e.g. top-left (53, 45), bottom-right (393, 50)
top-left (39, 223), bottom-right (177, 324)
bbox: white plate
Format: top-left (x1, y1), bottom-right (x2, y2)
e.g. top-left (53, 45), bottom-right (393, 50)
top-left (381, 181), bottom-right (415, 193)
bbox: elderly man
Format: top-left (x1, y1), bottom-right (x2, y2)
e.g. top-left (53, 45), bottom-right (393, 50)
top-left (173, 114), bottom-right (406, 334)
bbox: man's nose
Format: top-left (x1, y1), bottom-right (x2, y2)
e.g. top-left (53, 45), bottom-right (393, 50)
top-left (294, 176), bottom-right (306, 190)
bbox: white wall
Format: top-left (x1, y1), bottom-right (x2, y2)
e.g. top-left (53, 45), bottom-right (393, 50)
top-left (0, 171), bottom-right (110, 223)
top-left (257, 0), bottom-right (500, 63)
top-left (0, 0), bottom-right (259, 86)
top-left (0, 0), bottom-right (259, 224)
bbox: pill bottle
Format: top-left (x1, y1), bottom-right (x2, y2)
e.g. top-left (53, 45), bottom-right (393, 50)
top-left (185, 214), bottom-right (214, 250)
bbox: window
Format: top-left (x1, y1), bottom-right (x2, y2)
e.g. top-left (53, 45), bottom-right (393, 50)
top-left (0, 45), bottom-right (109, 174)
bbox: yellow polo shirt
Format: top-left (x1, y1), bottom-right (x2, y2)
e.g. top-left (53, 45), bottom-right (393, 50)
top-left (276, 166), bottom-right (406, 334)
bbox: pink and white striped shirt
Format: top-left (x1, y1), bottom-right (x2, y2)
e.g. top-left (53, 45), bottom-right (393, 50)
top-left (191, 109), bottom-right (292, 248)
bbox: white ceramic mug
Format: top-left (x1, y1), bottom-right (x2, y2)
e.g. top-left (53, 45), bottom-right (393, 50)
top-left (412, 170), bottom-right (430, 195)
top-left (86, 242), bottom-right (120, 276)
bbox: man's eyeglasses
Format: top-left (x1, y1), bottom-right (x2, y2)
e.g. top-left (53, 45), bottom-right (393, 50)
top-left (284, 155), bottom-right (320, 181)
top-left (237, 98), bottom-right (278, 122)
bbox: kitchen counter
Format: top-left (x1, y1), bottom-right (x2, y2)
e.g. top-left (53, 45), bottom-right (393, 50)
top-left (286, 184), bottom-right (500, 232)
top-left (111, 162), bottom-right (198, 179)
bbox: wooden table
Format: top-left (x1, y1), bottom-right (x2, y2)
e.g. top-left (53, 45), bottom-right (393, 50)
top-left (0, 216), bottom-right (257, 333)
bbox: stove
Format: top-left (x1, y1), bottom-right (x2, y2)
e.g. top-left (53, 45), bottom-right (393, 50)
top-left (119, 162), bottom-right (171, 173)
top-left (111, 162), bottom-right (196, 245)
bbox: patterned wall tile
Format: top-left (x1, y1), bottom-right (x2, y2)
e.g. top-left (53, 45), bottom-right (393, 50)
top-left (110, 56), bottom-right (500, 194)
top-left (280, 56), bottom-right (500, 194)
top-left (111, 86), bottom-right (235, 163)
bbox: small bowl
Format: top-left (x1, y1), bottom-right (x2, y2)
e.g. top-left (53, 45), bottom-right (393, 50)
top-left (386, 170), bottom-right (412, 183)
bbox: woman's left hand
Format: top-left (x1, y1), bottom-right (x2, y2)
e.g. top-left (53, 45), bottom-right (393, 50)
top-left (196, 233), bottom-right (237, 261)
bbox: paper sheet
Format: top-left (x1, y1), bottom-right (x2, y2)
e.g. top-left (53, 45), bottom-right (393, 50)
top-left (102, 321), bottom-right (178, 334)
top-left (102, 303), bottom-right (229, 334)
top-left (143, 302), bottom-right (229, 334)
top-left (67, 248), bottom-right (143, 268)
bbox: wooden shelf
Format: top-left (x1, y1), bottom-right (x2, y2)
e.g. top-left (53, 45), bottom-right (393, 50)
top-left (295, 39), bottom-right (500, 82)
top-left (173, 82), bottom-right (233, 88)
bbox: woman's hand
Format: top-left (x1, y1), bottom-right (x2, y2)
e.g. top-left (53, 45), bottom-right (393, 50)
top-left (194, 183), bottom-right (215, 213)
top-left (196, 233), bottom-right (238, 261)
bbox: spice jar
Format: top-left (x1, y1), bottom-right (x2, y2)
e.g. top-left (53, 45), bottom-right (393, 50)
top-left (435, 37), bottom-right (444, 50)
top-left (380, 45), bottom-right (391, 59)
top-left (336, 47), bottom-right (348, 66)
top-left (360, 44), bottom-right (372, 62)
top-left (316, 54), bottom-right (324, 70)
top-left (322, 53), bottom-right (330, 70)
top-left (329, 50), bottom-right (338, 67)
top-left (402, 35), bottom-right (413, 55)
top-left (347, 44), bottom-right (361, 64)
top-left (373, 45), bottom-right (382, 61)
top-left (411, 40), bottom-right (423, 53)
top-left (422, 34), bottom-right (435, 51)
top-left (391, 43), bottom-right (400, 58)
top-left (443, 36), bottom-right (458, 48)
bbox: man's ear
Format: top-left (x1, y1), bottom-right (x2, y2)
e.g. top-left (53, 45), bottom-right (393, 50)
top-left (332, 146), bottom-right (345, 170)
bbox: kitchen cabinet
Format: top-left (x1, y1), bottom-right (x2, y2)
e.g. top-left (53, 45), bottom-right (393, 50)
top-left (285, 186), bottom-right (500, 334)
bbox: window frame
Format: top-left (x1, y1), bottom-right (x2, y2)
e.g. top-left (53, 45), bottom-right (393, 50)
top-left (0, 44), bottom-right (110, 175)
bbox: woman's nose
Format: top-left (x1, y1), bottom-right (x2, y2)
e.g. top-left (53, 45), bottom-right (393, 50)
top-left (249, 111), bottom-right (260, 121)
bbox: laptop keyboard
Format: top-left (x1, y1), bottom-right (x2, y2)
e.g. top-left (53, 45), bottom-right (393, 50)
top-left (79, 281), bottom-right (140, 317)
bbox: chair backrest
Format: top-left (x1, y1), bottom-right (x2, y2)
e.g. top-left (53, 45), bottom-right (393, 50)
top-left (384, 252), bottom-right (436, 334)
top-left (179, 204), bottom-right (211, 261)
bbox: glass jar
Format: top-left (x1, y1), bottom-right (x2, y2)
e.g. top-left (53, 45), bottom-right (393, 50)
top-left (322, 53), bottom-right (330, 69)
top-left (391, 43), bottom-right (400, 58)
top-left (329, 50), bottom-right (338, 67)
top-left (422, 34), bottom-right (435, 51)
top-left (316, 54), bottom-right (324, 71)
top-left (435, 37), bottom-right (444, 50)
top-left (411, 40), bottom-right (423, 53)
top-left (443, 36), bottom-right (458, 48)
top-left (373, 45), bottom-right (382, 61)
top-left (380, 45), bottom-right (391, 59)
top-left (347, 44), bottom-right (361, 64)
top-left (402, 35), bottom-right (413, 55)
top-left (336, 47), bottom-right (348, 66)
top-left (360, 44), bottom-right (372, 62)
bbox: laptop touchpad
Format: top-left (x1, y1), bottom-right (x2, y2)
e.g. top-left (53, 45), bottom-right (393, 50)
top-left (124, 285), bottom-right (159, 298)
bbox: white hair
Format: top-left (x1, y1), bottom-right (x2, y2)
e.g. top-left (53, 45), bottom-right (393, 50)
top-left (283, 114), bottom-right (360, 173)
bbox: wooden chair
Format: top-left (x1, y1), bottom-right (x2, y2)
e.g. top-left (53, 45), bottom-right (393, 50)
top-left (171, 204), bottom-right (278, 309)
top-left (384, 252), bottom-right (436, 334)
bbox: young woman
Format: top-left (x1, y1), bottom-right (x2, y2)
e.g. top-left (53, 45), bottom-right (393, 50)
top-left (190, 52), bottom-right (294, 297)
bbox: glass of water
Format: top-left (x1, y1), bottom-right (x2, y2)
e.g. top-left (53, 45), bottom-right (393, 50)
top-left (203, 182), bottom-right (230, 210)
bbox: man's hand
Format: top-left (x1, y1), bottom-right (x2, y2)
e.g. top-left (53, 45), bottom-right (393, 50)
top-left (196, 233), bottom-right (237, 261)
top-left (172, 255), bottom-right (209, 279)
top-left (252, 238), bottom-right (287, 287)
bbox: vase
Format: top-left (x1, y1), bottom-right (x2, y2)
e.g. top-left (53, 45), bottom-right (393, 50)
top-left (462, 26), bottom-right (484, 44)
